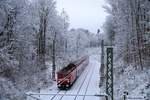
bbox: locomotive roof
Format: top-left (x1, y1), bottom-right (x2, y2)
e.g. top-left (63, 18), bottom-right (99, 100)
top-left (71, 56), bottom-right (87, 66)
top-left (58, 56), bottom-right (88, 74)
top-left (58, 63), bottom-right (76, 74)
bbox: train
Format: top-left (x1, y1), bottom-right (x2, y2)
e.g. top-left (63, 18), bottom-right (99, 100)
top-left (57, 56), bottom-right (89, 89)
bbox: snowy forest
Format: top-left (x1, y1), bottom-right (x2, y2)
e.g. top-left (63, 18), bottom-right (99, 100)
top-left (0, 0), bottom-right (100, 99)
top-left (0, 0), bottom-right (150, 100)
top-left (103, 0), bottom-right (150, 99)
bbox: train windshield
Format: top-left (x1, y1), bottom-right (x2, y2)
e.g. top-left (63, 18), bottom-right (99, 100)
top-left (57, 63), bottom-right (76, 77)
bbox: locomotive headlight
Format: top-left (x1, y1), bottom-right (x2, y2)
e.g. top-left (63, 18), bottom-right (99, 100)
top-left (66, 84), bottom-right (69, 87)
top-left (67, 80), bottom-right (70, 83)
top-left (58, 80), bottom-right (61, 83)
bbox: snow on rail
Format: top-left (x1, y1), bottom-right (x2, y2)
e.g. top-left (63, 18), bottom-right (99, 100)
top-left (27, 55), bottom-right (106, 100)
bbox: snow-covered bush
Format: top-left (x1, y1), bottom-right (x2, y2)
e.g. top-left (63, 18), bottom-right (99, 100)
top-left (0, 78), bottom-right (26, 100)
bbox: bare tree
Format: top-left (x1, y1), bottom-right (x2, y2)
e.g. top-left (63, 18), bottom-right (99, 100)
top-left (37, 0), bottom-right (49, 70)
top-left (76, 34), bottom-right (80, 58)
top-left (52, 30), bottom-right (57, 80)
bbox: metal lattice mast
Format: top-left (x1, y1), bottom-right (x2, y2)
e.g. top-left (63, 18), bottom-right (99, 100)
top-left (106, 48), bottom-right (114, 100)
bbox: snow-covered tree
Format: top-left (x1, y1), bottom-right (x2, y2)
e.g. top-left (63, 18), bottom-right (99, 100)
top-left (103, 16), bottom-right (115, 45)
top-left (103, 0), bottom-right (150, 99)
top-left (0, 0), bottom-right (70, 99)
top-left (104, 0), bottom-right (150, 69)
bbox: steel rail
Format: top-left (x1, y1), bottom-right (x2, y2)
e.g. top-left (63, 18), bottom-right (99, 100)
top-left (73, 64), bottom-right (92, 100)
top-left (50, 90), bottom-right (61, 100)
top-left (26, 94), bottom-right (41, 100)
top-left (83, 65), bottom-right (95, 100)
top-left (59, 91), bottom-right (67, 100)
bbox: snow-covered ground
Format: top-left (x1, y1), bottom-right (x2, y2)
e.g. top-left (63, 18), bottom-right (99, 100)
top-left (26, 55), bottom-right (106, 100)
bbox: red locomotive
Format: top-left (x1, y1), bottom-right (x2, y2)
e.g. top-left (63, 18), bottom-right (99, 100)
top-left (57, 56), bottom-right (89, 89)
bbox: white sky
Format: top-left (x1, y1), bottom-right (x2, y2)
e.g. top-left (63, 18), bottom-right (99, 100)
top-left (56, 0), bottom-right (108, 33)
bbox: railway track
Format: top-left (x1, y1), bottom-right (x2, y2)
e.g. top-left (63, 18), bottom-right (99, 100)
top-left (83, 64), bottom-right (95, 100)
top-left (49, 64), bottom-right (91, 100)
top-left (73, 63), bottom-right (94, 100)
top-left (50, 90), bottom-right (61, 100)
top-left (58, 91), bottom-right (67, 100)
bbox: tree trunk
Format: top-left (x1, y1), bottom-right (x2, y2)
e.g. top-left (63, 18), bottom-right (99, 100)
top-left (135, 0), bottom-right (143, 70)
top-left (52, 32), bottom-right (56, 80)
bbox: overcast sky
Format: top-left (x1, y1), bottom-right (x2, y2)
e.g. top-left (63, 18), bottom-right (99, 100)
top-left (56, 0), bottom-right (108, 33)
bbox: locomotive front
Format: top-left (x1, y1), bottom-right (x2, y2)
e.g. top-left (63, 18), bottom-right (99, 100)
top-left (57, 63), bottom-right (76, 89)
top-left (57, 73), bottom-right (70, 89)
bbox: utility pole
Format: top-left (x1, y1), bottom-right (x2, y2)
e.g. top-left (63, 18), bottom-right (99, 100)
top-left (65, 39), bottom-right (67, 53)
top-left (97, 29), bottom-right (105, 87)
top-left (99, 39), bottom-right (105, 87)
top-left (52, 32), bottom-right (56, 81)
top-left (76, 34), bottom-right (80, 58)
